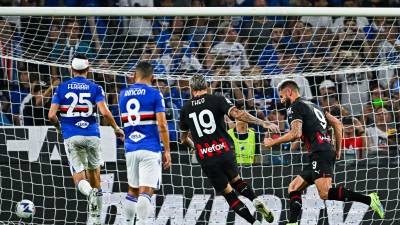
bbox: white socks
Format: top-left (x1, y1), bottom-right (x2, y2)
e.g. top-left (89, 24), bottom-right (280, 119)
top-left (136, 193), bottom-right (152, 222)
top-left (124, 194), bottom-right (137, 223)
top-left (77, 179), bottom-right (92, 196)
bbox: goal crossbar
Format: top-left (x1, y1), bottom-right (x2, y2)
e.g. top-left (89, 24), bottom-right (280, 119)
top-left (1, 6), bottom-right (400, 17)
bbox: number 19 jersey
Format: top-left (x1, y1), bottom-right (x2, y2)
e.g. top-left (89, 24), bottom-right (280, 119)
top-left (119, 83), bottom-right (165, 153)
top-left (51, 76), bottom-right (105, 139)
top-left (179, 94), bottom-right (235, 161)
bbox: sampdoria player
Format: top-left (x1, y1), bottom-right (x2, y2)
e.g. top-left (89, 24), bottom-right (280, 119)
top-left (48, 54), bottom-right (124, 225)
top-left (180, 74), bottom-right (280, 224)
top-left (263, 79), bottom-right (385, 225)
top-left (119, 61), bottom-right (171, 225)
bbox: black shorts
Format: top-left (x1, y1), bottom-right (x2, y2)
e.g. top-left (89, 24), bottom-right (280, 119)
top-left (300, 150), bottom-right (336, 185)
top-left (200, 152), bottom-right (239, 193)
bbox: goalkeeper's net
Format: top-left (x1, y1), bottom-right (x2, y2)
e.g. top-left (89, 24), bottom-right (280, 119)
top-left (0, 7), bottom-right (399, 225)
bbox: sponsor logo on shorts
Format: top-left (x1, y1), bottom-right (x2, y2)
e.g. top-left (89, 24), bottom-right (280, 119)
top-left (75, 120), bottom-right (89, 128)
top-left (129, 131), bottom-right (146, 142)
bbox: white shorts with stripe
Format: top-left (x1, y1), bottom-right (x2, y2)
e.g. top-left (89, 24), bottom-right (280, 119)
top-left (126, 150), bottom-right (162, 189)
top-left (64, 136), bottom-right (103, 174)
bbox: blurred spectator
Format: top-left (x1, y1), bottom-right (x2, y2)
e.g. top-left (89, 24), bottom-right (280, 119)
top-left (206, 24), bottom-right (250, 76)
top-left (154, 79), bottom-right (181, 141)
top-left (160, 35), bottom-right (202, 75)
top-left (50, 19), bottom-right (96, 80)
top-left (228, 117), bottom-right (261, 165)
top-left (9, 67), bottom-right (35, 125)
top-left (239, 16), bottom-right (274, 64)
top-left (341, 116), bottom-right (367, 160)
top-left (0, 91), bottom-right (12, 125)
top-left (366, 107), bottom-right (397, 154)
top-left (119, 0), bottom-right (154, 58)
top-left (317, 79), bottom-right (340, 109)
top-left (334, 51), bottom-right (371, 117)
top-left (21, 78), bottom-right (59, 126)
top-left (290, 21), bottom-right (315, 64)
top-left (210, 56), bottom-right (245, 106)
top-left (308, 27), bottom-right (336, 72)
top-left (332, 1), bottom-right (369, 33)
top-left (0, 17), bottom-right (20, 84)
top-left (300, 0), bottom-right (333, 28)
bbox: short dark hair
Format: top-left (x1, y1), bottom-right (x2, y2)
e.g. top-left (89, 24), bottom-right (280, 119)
top-left (73, 53), bottom-right (87, 60)
top-left (190, 74), bottom-right (207, 91)
top-left (278, 79), bottom-right (300, 92)
top-left (135, 61), bottom-right (153, 79)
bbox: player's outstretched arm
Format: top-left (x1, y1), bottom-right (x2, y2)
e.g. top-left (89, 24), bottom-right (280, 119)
top-left (97, 101), bottom-right (125, 141)
top-left (48, 103), bottom-right (61, 133)
top-left (263, 120), bottom-right (303, 148)
top-left (326, 112), bottom-right (343, 159)
top-left (229, 107), bottom-right (280, 133)
top-left (156, 112), bottom-right (171, 170)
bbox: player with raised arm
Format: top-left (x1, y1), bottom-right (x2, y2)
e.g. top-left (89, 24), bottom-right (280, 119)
top-left (119, 61), bottom-right (171, 225)
top-left (180, 74), bottom-right (279, 224)
top-left (48, 54), bottom-right (125, 225)
top-left (263, 79), bottom-right (385, 225)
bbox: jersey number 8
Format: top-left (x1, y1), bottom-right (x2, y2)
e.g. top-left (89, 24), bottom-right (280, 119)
top-left (126, 98), bottom-right (141, 126)
top-left (189, 109), bottom-right (216, 137)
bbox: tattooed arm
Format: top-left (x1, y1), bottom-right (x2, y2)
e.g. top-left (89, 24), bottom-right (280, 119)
top-left (229, 107), bottom-right (280, 133)
top-left (264, 120), bottom-right (303, 147)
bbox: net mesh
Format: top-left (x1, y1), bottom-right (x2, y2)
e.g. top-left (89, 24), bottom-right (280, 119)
top-left (0, 14), bottom-right (399, 225)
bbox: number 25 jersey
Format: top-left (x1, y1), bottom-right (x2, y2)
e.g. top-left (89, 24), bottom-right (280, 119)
top-left (119, 83), bottom-right (165, 153)
top-left (51, 76), bottom-right (105, 139)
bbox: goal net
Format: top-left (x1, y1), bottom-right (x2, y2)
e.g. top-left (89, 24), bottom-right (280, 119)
top-left (0, 7), bottom-right (399, 225)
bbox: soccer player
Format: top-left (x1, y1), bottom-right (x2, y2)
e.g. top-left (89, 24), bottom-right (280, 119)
top-left (263, 79), bottom-right (385, 225)
top-left (119, 62), bottom-right (171, 225)
top-left (48, 54), bottom-right (124, 225)
top-left (180, 74), bottom-right (279, 224)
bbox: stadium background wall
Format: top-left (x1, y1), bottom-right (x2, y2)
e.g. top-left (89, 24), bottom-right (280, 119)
top-left (0, 127), bottom-right (398, 225)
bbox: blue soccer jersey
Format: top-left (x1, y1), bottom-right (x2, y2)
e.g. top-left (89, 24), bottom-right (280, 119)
top-left (51, 76), bottom-right (105, 139)
top-left (119, 83), bottom-right (165, 153)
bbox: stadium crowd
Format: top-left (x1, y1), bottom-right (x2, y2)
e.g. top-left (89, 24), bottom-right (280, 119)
top-left (0, 0), bottom-right (399, 163)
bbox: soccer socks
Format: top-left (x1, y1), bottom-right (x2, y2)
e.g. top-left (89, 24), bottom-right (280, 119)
top-left (223, 190), bottom-right (256, 224)
top-left (136, 192), bottom-right (152, 222)
top-left (328, 186), bottom-right (371, 205)
top-left (231, 179), bottom-right (256, 201)
top-left (124, 194), bottom-right (137, 223)
top-left (289, 191), bottom-right (302, 223)
top-left (77, 179), bottom-right (92, 196)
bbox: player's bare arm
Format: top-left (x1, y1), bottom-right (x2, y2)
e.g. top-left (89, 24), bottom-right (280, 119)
top-left (180, 131), bottom-right (195, 150)
top-left (48, 103), bottom-right (61, 133)
top-left (325, 112), bottom-right (343, 159)
top-left (229, 107), bottom-right (280, 133)
top-left (97, 101), bottom-right (125, 141)
top-left (290, 139), bottom-right (301, 151)
top-left (156, 112), bottom-right (171, 170)
top-left (263, 120), bottom-right (303, 148)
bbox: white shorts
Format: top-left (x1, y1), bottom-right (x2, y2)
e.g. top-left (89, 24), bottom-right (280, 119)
top-left (64, 136), bottom-right (103, 174)
top-left (126, 150), bottom-right (162, 189)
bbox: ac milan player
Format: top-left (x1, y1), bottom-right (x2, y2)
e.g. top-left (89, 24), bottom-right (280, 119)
top-left (264, 79), bottom-right (385, 225)
top-left (180, 74), bottom-right (279, 224)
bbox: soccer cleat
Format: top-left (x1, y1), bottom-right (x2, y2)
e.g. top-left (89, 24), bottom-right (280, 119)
top-left (253, 221), bottom-right (261, 225)
top-left (286, 223), bottom-right (298, 225)
top-left (89, 214), bottom-right (101, 225)
top-left (253, 198), bottom-right (274, 223)
top-left (369, 192), bottom-right (385, 219)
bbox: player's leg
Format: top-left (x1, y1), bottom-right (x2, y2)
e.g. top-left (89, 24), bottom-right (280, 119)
top-left (124, 151), bottom-right (140, 225)
top-left (287, 175), bottom-right (309, 225)
top-left (136, 150), bottom-right (162, 225)
top-left (86, 136), bottom-right (104, 224)
top-left (65, 136), bottom-right (93, 197)
top-left (313, 151), bottom-right (385, 219)
top-left (226, 158), bottom-right (273, 223)
top-left (203, 159), bottom-right (258, 225)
